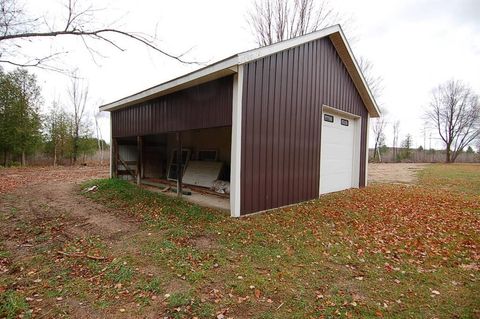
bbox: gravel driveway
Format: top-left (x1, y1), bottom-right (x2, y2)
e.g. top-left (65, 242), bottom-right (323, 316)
top-left (368, 163), bottom-right (429, 184)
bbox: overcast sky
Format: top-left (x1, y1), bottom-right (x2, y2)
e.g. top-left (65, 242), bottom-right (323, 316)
top-left (14, 0), bottom-right (480, 149)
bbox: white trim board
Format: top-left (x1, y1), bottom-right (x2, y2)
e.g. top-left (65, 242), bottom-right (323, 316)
top-left (236, 25), bottom-right (342, 64)
top-left (100, 61), bottom-right (238, 111)
top-left (99, 25), bottom-right (380, 117)
top-left (322, 105), bottom-right (361, 120)
top-left (365, 114), bottom-right (370, 186)
top-left (230, 66), bottom-right (243, 217)
top-left (109, 113), bottom-right (113, 178)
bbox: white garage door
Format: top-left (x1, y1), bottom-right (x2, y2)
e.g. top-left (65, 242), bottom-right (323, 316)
top-left (320, 112), bottom-right (356, 194)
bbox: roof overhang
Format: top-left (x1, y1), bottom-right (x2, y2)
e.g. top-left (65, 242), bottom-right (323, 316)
top-left (99, 58), bottom-right (239, 112)
top-left (328, 30), bottom-right (380, 117)
top-left (99, 25), bottom-right (381, 117)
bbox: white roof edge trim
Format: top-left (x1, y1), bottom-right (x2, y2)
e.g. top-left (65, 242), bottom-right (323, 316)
top-left (336, 27), bottom-right (381, 117)
top-left (99, 56), bottom-right (239, 111)
top-left (237, 24), bottom-right (341, 64)
top-left (100, 24), bottom-right (380, 117)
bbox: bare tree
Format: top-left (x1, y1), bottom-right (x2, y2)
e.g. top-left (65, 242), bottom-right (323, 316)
top-left (247, 0), bottom-right (342, 46)
top-left (360, 56), bottom-right (386, 163)
top-left (0, 0), bottom-right (194, 71)
top-left (426, 80), bottom-right (480, 163)
top-left (372, 117), bottom-right (386, 161)
top-left (247, 0), bottom-right (385, 107)
top-left (94, 110), bottom-right (106, 164)
top-left (392, 121), bottom-right (400, 162)
top-left (68, 73), bottom-right (89, 164)
top-left (358, 57), bottom-right (383, 102)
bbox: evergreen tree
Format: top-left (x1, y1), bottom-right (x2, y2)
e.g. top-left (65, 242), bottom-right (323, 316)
top-left (398, 134), bottom-right (413, 161)
top-left (0, 69), bottom-right (23, 165)
top-left (0, 68), bottom-right (42, 166)
top-left (9, 69), bottom-right (43, 165)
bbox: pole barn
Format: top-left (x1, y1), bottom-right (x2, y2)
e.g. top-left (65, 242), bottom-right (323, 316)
top-left (100, 25), bottom-right (381, 217)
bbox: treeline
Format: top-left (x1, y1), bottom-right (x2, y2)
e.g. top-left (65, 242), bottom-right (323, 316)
top-left (370, 146), bottom-right (479, 163)
top-left (371, 132), bottom-right (479, 163)
top-left (0, 68), bottom-right (107, 167)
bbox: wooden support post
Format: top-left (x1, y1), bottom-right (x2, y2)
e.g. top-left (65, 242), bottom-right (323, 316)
top-left (135, 136), bottom-right (142, 185)
top-left (140, 137), bottom-right (145, 179)
top-left (136, 136), bottom-right (143, 185)
top-left (176, 132), bottom-right (182, 197)
top-left (112, 138), bottom-right (118, 178)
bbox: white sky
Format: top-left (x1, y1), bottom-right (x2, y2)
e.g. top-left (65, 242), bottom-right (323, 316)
top-left (10, 0), bottom-right (480, 149)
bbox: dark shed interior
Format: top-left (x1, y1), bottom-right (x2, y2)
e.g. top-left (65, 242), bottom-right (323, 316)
top-left (110, 76), bottom-right (234, 211)
top-left (116, 127), bottom-right (231, 182)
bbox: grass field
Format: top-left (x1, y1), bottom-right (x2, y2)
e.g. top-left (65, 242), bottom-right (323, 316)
top-left (0, 164), bottom-right (479, 318)
top-left (418, 163), bottom-right (480, 194)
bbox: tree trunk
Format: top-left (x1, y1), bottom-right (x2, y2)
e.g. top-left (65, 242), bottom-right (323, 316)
top-left (72, 135), bottom-right (79, 164)
top-left (451, 150), bottom-right (461, 163)
top-left (99, 140), bottom-right (104, 165)
top-left (3, 151), bottom-right (7, 167)
top-left (446, 145), bottom-right (451, 163)
top-left (373, 141), bottom-right (378, 160)
top-left (21, 151), bottom-right (26, 167)
top-left (53, 144), bottom-right (57, 167)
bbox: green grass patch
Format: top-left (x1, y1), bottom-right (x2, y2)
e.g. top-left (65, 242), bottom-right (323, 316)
top-left (82, 178), bottom-right (227, 228)
top-left (105, 259), bottom-right (134, 283)
top-left (0, 291), bottom-right (30, 319)
top-left (167, 291), bottom-right (193, 308)
top-left (418, 163), bottom-right (480, 194)
top-left (138, 277), bottom-right (163, 294)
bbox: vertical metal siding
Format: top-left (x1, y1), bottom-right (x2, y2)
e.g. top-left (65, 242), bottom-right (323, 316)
top-left (111, 76), bottom-right (233, 137)
top-left (241, 37), bottom-right (368, 215)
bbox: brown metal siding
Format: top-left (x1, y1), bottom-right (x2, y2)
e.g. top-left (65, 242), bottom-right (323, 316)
top-left (111, 76), bottom-right (233, 137)
top-left (241, 37), bottom-right (368, 215)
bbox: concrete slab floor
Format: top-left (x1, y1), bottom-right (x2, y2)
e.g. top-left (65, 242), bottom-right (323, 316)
top-left (141, 184), bottom-right (230, 212)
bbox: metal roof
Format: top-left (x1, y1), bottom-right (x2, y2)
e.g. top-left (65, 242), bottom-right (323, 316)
top-left (99, 25), bottom-right (380, 117)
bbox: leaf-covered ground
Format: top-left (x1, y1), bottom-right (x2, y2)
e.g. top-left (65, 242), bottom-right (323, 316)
top-left (0, 165), bottom-right (107, 194)
top-left (0, 164), bottom-right (478, 318)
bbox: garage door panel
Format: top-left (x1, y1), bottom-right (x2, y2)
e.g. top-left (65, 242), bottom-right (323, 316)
top-left (322, 159), bottom-right (351, 172)
top-left (320, 112), bottom-right (356, 194)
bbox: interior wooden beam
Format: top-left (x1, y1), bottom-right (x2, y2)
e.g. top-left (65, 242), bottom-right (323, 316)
top-left (176, 132), bottom-right (183, 197)
top-left (112, 138), bottom-right (118, 178)
top-left (137, 136), bottom-right (143, 185)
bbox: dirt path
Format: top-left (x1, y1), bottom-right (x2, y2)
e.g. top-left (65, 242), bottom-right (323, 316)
top-left (0, 166), bottom-right (137, 241)
top-left (0, 166), bottom-right (149, 318)
top-left (0, 166), bottom-right (202, 318)
top-left (368, 163), bottom-right (429, 184)
top-left (0, 165), bottom-right (108, 194)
